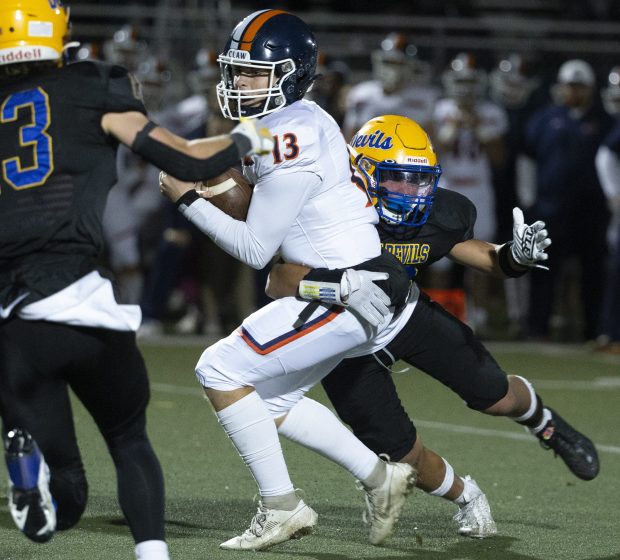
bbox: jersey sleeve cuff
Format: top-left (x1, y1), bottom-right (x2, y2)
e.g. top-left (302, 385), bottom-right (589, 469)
top-left (175, 189), bottom-right (201, 212)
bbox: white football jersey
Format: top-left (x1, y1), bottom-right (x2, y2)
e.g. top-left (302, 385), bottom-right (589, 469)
top-left (432, 98), bottom-right (508, 240)
top-left (183, 99), bottom-right (380, 269)
top-left (343, 80), bottom-right (440, 138)
top-left (433, 98), bottom-right (507, 191)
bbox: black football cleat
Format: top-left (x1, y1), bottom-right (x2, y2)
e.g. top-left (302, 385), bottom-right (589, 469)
top-left (537, 408), bottom-right (600, 481)
top-left (4, 429), bottom-right (56, 543)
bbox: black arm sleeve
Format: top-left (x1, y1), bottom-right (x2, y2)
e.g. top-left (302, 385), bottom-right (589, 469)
top-left (130, 122), bottom-right (245, 182)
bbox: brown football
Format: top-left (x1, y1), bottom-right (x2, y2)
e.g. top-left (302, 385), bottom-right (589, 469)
top-left (198, 167), bottom-right (252, 220)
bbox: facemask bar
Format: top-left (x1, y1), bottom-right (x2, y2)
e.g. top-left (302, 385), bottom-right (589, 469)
top-left (358, 158), bottom-right (442, 227)
top-left (216, 55), bottom-right (296, 120)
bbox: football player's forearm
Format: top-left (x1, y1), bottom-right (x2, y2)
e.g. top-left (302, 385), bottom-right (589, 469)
top-left (103, 112), bottom-right (246, 182)
top-left (131, 122), bottom-right (243, 182)
top-left (266, 263), bottom-right (311, 299)
top-left (449, 239), bottom-right (502, 276)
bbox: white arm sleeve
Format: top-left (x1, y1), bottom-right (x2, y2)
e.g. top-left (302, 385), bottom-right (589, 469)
top-left (595, 145), bottom-right (620, 200)
top-left (180, 171), bottom-right (319, 269)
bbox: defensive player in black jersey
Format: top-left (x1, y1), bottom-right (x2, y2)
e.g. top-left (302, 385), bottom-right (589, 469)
top-left (0, 1), bottom-right (273, 557)
top-left (267, 115), bottom-right (599, 538)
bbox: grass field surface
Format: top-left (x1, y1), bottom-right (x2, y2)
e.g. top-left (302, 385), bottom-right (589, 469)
top-left (1, 339), bottom-right (619, 560)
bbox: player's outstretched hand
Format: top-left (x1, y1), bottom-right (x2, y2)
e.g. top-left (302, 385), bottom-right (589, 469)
top-left (231, 117), bottom-right (274, 156)
top-left (511, 207), bottom-right (552, 269)
top-left (342, 269), bottom-right (391, 327)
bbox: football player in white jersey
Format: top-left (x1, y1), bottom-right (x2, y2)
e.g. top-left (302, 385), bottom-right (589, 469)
top-left (432, 52), bottom-right (509, 331)
top-left (159, 10), bottom-right (417, 551)
top-left (342, 32), bottom-right (440, 140)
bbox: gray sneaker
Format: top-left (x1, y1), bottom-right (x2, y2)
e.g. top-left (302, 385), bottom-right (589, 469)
top-left (220, 497), bottom-right (318, 550)
top-left (363, 462), bottom-right (417, 545)
top-left (453, 476), bottom-right (497, 538)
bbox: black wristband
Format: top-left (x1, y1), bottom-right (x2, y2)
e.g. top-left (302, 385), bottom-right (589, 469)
top-left (175, 189), bottom-right (201, 210)
top-left (498, 242), bottom-right (528, 278)
top-left (230, 132), bottom-right (252, 158)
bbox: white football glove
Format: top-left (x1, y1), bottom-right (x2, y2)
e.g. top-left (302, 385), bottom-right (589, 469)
top-left (298, 269), bottom-right (391, 327)
top-left (231, 117), bottom-right (274, 156)
top-left (511, 207), bottom-right (552, 269)
top-left (342, 269), bottom-right (391, 327)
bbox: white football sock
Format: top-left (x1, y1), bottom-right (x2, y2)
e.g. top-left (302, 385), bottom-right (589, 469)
top-left (511, 375), bottom-right (539, 422)
top-left (278, 397), bottom-right (381, 482)
top-left (135, 540), bottom-right (169, 560)
top-left (428, 457), bottom-right (455, 497)
top-left (217, 391), bottom-right (294, 497)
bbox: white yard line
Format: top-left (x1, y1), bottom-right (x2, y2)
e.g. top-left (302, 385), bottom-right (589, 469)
top-left (415, 419), bottom-right (620, 455)
top-left (150, 382), bottom-right (620, 455)
top-left (530, 377), bottom-right (620, 390)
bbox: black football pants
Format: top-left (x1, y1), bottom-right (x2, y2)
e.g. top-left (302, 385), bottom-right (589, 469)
top-left (0, 318), bottom-right (165, 543)
top-left (322, 291), bottom-right (509, 461)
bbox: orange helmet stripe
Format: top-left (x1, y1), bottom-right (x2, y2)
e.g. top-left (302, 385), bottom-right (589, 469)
top-left (238, 9), bottom-right (287, 51)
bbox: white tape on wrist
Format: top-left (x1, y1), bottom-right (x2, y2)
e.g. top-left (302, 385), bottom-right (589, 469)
top-left (298, 280), bottom-right (345, 305)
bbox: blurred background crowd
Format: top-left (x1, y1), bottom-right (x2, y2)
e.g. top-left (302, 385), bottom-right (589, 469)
top-left (68, 1), bottom-right (620, 350)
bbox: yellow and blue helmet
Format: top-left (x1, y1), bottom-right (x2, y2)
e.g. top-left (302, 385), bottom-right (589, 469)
top-left (349, 114), bottom-right (442, 228)
top-left (0, 0), bottom-right (70, 67)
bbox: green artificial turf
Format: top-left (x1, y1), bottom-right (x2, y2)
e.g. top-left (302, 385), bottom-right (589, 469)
top-left (1, 340), bottom-right (618, 560)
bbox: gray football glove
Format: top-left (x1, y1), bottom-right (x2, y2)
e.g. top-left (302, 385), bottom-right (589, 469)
top-left (299, 269), bottom-right (391, 327)
top-left (511, 207), bottom-right (552, 269)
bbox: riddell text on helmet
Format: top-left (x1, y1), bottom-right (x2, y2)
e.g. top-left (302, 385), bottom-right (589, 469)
top-left (0, 48), bottom-right (44, 64)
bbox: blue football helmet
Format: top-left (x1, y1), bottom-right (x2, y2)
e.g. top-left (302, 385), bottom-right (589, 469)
top-left (350, 115), bottom-right (442, 228)
top-left (216, 9), bottom-right (318, 119)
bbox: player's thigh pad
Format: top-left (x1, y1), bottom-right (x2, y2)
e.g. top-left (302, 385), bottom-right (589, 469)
top-left (388, 292), bottom-right (508, 410)
top-left (196, 297), bottom-right (371, 392)
top-left (322, 356), bottom-right (417, 461)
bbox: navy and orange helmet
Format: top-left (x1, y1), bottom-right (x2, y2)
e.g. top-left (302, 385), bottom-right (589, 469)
top-left (216, 9), bottom-right (318, 119)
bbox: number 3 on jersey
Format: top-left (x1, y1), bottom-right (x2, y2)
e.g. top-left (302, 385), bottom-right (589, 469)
top-left (1, 87), bottom-right (54, 190)
top-left (272, 133), bottom-right (299, 164)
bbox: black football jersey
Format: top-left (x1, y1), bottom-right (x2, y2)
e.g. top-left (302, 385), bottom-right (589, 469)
top-left (379, 188), bottom-right (476, 279)
top-left (0, 61), bottom-right (146, 307)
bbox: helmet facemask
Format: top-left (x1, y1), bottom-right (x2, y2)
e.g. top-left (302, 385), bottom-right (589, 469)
top-left (357, 157), bottom-right (441, 227)
top-left (217, 54), bottom-right (296, 120)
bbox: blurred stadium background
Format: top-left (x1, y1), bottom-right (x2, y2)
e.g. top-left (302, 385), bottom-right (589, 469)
top-left (59, 0), bottom-right (620, 345)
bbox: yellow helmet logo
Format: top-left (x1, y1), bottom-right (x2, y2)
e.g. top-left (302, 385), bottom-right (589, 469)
top-left (350, 114), bottom-right (438, 168)
top-left (0, 0), bottom-right (70, 67)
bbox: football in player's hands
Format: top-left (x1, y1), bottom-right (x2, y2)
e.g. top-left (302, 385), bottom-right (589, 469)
top-left (197, 167), bottom-right (252, 220)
